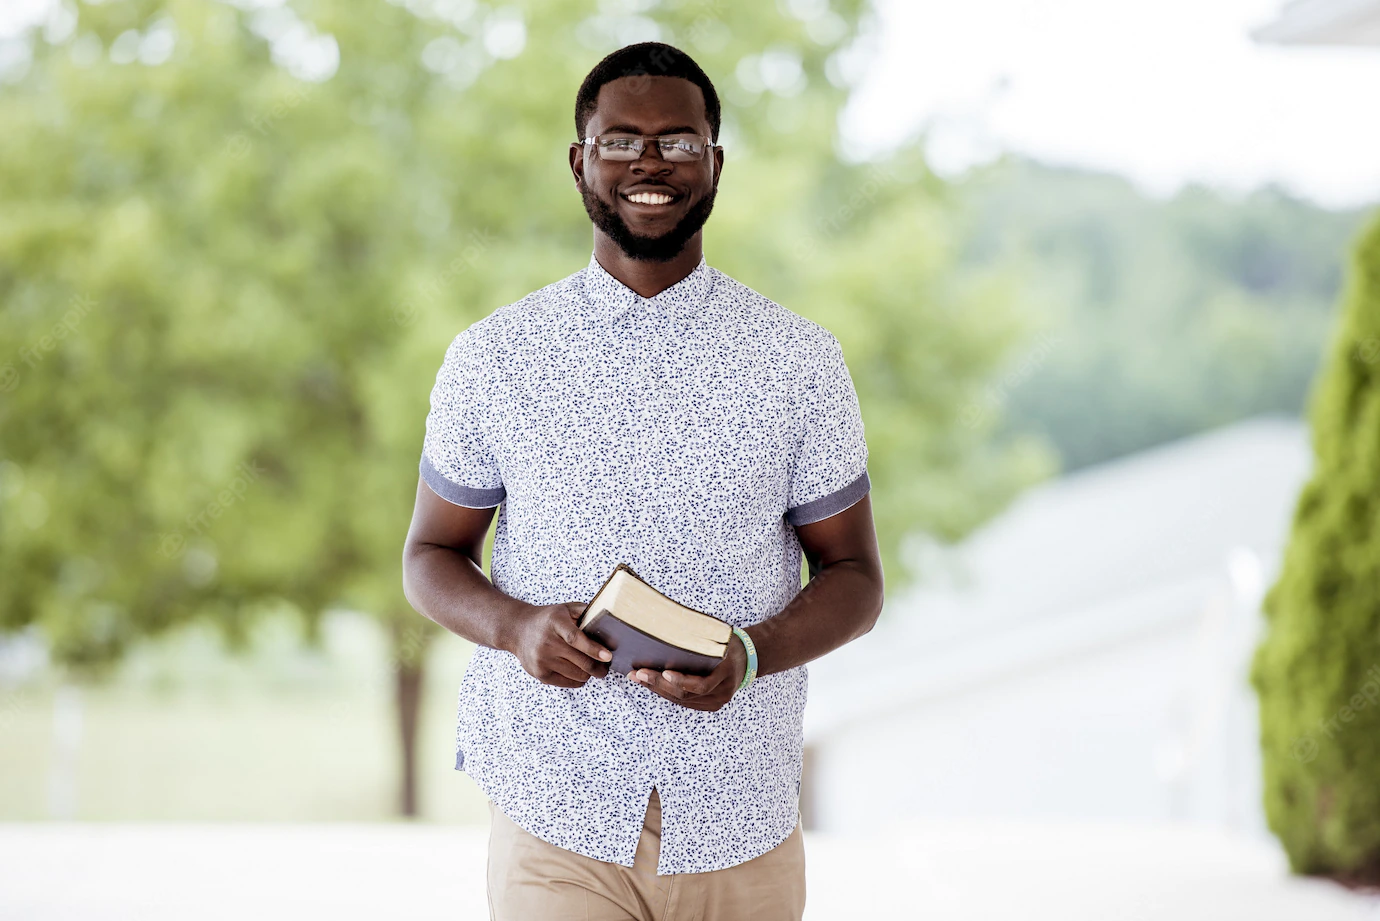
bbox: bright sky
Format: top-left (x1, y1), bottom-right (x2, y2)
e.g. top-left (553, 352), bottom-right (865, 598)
top-left (842, 0), bottom-right (1380, 208)
top-left (5, 0), bottom-right (1379, 208)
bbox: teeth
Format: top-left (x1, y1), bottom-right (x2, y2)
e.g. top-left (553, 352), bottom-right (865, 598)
top-left (627, 192), bottom-right (674, 205)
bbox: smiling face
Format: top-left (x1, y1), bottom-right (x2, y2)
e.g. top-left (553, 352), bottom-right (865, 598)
top-left (570, 75), bottom-right (724, 263)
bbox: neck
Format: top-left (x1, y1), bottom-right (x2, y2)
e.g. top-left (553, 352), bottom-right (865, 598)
top-left (592, 232), bottom-right (704, 299)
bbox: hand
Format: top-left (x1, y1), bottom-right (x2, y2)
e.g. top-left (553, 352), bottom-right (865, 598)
top-left (631, 631), bottom-right (749, 711)
top-left (510, 602), bottom-right (613, 688)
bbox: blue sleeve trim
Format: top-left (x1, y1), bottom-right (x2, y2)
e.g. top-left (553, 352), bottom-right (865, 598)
top-left (420, 452), bottom-right (506, 509)
top-left (786, 470), bottom-right (870, 527)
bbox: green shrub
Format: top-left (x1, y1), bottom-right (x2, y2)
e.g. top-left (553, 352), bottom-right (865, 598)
top-left (1252, 211), bottom-right (1380, 884)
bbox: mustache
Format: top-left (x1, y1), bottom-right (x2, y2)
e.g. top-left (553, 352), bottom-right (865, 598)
top-left (578, 178), bottom-right (716, 263)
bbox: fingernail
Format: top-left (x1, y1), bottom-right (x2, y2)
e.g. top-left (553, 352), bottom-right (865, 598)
top-left (600, 650), bottom-right (611, 661)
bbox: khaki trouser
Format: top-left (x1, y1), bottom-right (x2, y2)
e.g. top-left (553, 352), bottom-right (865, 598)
top-left (486, 788), bottom-right (807, 921)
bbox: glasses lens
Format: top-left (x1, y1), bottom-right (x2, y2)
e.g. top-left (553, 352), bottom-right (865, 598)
top-left (659, 135), bottom-right (705, 161)
top-left (597, 136), bottom-right (641, 160)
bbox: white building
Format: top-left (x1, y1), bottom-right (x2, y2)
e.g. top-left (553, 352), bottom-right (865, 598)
top-left (803, 417), bottom-right (1313, 837)
top-left (1255, 0), bottom-right (1380, 45)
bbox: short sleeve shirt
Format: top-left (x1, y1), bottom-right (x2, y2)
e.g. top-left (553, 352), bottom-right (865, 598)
top-left (420, 251), bottom-right (870, 874)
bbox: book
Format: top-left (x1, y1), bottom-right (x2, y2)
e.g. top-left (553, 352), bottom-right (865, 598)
top-left (579, 563), bottom-right (733, 678)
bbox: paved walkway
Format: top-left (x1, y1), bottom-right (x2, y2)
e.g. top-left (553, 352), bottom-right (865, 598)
top-left (2, 821), bottom-right (1377, 920)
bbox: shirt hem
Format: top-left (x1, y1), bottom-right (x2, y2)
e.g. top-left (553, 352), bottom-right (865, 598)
top-left (461, 739), bottom-right (800, 875)
top-left (656, 800), bottom-right (802, 875)
top-left (461, 743), bottom-right (642, 869)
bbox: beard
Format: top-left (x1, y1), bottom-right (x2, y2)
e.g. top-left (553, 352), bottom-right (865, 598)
top-left (579, 177), bottom-right (717, 263)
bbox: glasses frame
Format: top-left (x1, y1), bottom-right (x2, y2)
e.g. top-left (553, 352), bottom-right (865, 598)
top-left (579, 134), bottom-right (719, 163)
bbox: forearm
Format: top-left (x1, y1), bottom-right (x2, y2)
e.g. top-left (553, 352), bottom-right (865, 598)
top-left (745, 558), bottom-right (883, 678)
top-left (402, 543), bottom-right (529, 653)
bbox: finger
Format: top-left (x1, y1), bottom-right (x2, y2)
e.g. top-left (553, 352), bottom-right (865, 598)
top-left (545, 658), bottom-right (592, 685)
top-left (634, 673), bottom-right (717, 709)
top-left (539, 667), bottom-right (586, 688)
top-left (563, 624), bottom-right (613, 667)
top-left (553, 623), bottom-right (602, 667)
top-left (554, 643), bottom-right (600, 676)
top-left (560, 649), bottom-right (610, 680)
top-left (639, 670), bottom-right (686, 699)
top-left (635, 673), bottom-right (678, 701)
top-left (660, 670), bottom-right (690, 697)
top-left (666, 669), bottom-right (721, 695)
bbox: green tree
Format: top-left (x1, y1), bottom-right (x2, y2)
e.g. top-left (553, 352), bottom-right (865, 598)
top-left (955, 157), bottom-right (1366, 471)
top-left (1252, 212), bottom-right (1380, 884)
top-left (0, 0), bottom-right (1039, 816)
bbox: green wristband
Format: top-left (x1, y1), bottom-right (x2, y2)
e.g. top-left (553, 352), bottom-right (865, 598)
top-left (731, 626), bottom-right (757, 693)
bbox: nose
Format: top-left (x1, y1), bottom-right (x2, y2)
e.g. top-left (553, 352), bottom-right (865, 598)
top-left (630, 144), bottom-right (673, 176)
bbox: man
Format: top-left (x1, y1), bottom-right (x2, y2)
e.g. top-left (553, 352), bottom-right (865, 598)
top-left (402, 41), bottom-right (884, 921)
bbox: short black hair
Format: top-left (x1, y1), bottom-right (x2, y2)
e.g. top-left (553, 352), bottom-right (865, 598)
top-left (574, 42), bottom-right (721, 142)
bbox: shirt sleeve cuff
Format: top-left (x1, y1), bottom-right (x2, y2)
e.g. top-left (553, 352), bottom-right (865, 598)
top-left (420, 452), bottom-right (506, 508)
top-left (785, 469), bottom-right (870, 526)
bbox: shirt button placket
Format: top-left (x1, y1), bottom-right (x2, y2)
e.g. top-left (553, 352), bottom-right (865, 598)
top-left (631, 301), bottom-right (655, 541)
top-left (649, 314), bottom-right (670, 797)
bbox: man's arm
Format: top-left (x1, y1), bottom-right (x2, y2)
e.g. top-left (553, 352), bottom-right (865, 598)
top-left (401, 478), bottom-right (612, 688)
top-left (631, 494), bottom-right (884, 708)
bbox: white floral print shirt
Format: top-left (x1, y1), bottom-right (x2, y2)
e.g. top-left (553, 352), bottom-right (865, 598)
top-left (420, 251), bottom-right (870, 874)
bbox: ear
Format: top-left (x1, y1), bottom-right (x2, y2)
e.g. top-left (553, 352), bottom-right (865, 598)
top-left (569, 142), bottom-right (585, 188)
top-left (711, 143), bottom-right (724, 190)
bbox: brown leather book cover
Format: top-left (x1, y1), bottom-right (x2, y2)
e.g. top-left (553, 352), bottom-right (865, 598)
top-left (580, 564), bottom-right (728, 678)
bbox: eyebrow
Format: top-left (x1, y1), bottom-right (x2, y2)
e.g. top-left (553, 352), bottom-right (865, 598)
top-left (596, 124), bottom-right (703, 136)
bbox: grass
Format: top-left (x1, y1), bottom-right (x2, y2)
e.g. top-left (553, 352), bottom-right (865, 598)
top-left (0, 612), bottom-right (492, 824)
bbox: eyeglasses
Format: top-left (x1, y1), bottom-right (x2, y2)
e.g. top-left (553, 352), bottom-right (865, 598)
top-left (580, 134), bottom-right (717, 163)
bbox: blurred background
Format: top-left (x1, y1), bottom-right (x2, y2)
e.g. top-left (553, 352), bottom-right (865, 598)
top-left (2, 0), bottom-right (1380, 918)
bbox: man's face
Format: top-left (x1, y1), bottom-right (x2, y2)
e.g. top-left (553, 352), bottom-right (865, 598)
top-left (570, 76), bottom-right (723, 262)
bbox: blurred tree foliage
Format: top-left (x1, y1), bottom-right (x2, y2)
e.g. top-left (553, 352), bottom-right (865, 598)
top-left (0, 0), bottom-right (1042, 814)
top-left (956, 158), bottom-right (1369, 470)
top-left (1251, 212), bottom-right (1380, 885)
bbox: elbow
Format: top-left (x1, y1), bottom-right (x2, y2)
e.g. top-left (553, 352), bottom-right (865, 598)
top-left (855, 563), bottom-right (885, 637)
top-left (400, 541), bottom-right (427, 618)
top-left (859, 596), bottom-right (884, 637)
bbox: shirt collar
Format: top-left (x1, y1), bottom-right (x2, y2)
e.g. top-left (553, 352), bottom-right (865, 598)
top-left (580, 251), bottom-right (715, 321)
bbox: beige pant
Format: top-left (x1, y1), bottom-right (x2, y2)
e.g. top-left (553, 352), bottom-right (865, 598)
top-left (486, 788), bottom-right (806, 921)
